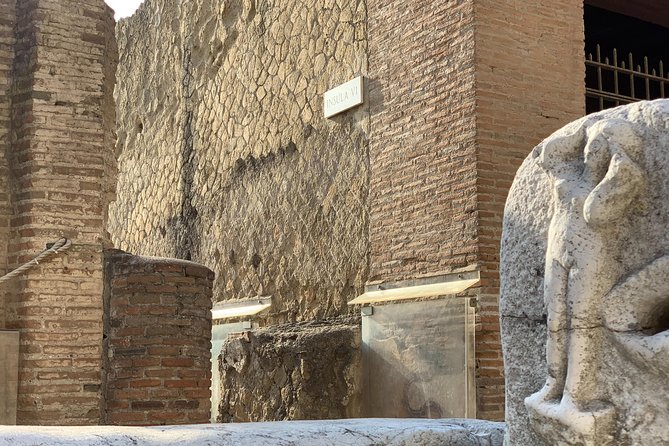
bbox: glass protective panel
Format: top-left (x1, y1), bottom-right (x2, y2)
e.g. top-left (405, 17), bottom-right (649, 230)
top-left (362, 298), bottom-right (475, 418)
top-left (210, 322), bottom-right (246, 422)
top-left (0, 331), bottom-right (19, 424)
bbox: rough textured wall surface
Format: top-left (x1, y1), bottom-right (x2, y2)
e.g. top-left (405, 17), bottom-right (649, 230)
top-left (4, 0), bottom-right (117, 425)
top-left (367, 0), bottom-right (478, 284)
top-left (471, 0), bottom-right (586, 421)
top-left (109, 0), bottom-right (369, 322)
top-left (104, 250), bottom-right (213, 425)
top-left (0, 0), bottom-right (15, 328)
top-left (218, 317), bottom-right (361, 422)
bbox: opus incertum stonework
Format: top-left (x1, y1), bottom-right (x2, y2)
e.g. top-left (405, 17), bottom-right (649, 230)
top-left (3, 0), bottom-right (669, 442)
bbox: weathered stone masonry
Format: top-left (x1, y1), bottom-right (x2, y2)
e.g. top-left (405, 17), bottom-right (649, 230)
top-left (110, 0), bottom-right (588, 422)
top-left (219, 317), bottom-right (361, 423)
top-left (0, 0), bottom-right (214, 426)
top-left (109, 0), bottom-right (370, 325)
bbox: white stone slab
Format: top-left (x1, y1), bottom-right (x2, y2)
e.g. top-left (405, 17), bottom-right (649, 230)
top-left (323, 76), bottom-right (363, 118)
top-left (0, 418), bottom-right (504, 446)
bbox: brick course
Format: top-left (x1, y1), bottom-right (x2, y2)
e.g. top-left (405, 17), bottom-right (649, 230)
top-left (104, 250), bottom-right (213, 425)
top-left (3, 0), bottom-right (117, 425)
top-left (473, 0), bottom-right (586, 420)
top-left (0, 0), bottom-right (16, 327)
top-left (367, 0), bottom-right (479, 284)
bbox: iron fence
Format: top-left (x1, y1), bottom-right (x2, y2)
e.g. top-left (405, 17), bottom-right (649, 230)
top-left (586, 44), bottom-right (668, 113)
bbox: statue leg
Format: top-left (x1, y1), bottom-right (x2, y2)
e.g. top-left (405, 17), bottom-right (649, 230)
top-left (526, 258), bottom-right (568, 407)
top-left (556, 265), bottom-right (615, 442)
top-left (561, 262), bottom-right (607, 405)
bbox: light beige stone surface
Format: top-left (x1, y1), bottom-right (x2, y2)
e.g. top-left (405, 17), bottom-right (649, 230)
top-left (109, 0), bottom-right (369, 322)
top-left (501, 99), bottom-right (669, 446)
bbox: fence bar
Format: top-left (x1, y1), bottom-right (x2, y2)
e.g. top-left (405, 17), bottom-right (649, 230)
top-left (613, 48), bottom-right (619, 107)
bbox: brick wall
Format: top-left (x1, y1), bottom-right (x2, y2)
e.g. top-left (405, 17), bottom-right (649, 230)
top-left (0, 0), bottom-right (15, 327)
top-left (4, 0), bottom-right (117, 425)
top-left (104, 250), bottom-right (213, 426)
top-left (473, 0), bottom-right (586, 420)
top-left (366, 0), bottom-right (587, 421)
top-left (367, 0), bottom-right (479, 284)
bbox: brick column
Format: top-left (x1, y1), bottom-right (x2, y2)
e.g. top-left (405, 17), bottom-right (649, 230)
top-left (5, 0), bottom-right (117, 425)
top-left (104, 251), bottom-right (213, 425)
top-left (0, 0), bottom-right (16, 327)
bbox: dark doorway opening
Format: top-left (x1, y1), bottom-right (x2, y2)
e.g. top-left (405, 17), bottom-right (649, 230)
top-left (585, 5), bottom-right (669, 114)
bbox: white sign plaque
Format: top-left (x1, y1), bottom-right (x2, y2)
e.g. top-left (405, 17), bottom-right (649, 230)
top-left (323, 76), bottom-right (364, 118)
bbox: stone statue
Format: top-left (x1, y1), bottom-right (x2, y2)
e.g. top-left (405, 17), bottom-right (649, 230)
top-left (525, 118), bottom-right (644, 445)
top-left (501, 99), bottom-right (669, 446)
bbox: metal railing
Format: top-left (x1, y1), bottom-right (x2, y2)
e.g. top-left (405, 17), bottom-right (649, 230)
top-left (586, 44), bottom-right (668, 113)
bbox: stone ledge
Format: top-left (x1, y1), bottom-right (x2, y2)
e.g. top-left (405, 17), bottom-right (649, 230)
top-left (0, 419), bottom-right (505, 446)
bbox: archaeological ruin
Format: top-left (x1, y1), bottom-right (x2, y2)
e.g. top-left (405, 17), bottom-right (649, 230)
top-left (0, 0), bottom-right (668, 445)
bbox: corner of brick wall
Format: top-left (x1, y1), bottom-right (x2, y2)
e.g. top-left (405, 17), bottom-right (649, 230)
top-left (2, 0), bottom-right (117, 425)
top-left (472, 0), bottom-right (586, 421)
top-left (103, 249), bottom-right (213, 425)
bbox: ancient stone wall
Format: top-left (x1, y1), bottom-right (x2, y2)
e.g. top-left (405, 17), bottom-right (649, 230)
top-left (217, 318), bottom-right (361, 422)
top-left (103, 250), bottom-right (213, 425)
top-left (3, 0), bottom-right (117, 425)
top-left (472, 0), bottom-right (586, 420)
top-left (109, 0), bottom-right (595, 424)
top-left (109, 0), bottom-right (369, 323)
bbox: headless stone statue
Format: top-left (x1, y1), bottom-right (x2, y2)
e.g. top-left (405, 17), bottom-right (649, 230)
top-left (525, 119), bottom-right (644, 445)
top-left (501, 99), bottom-right (669, 446)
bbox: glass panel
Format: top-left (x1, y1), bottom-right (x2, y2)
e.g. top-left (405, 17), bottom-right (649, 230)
top-left (362, 298), bottom-right (475, 418)
top-left (0, 331), bottom-right (19, 424)
top-left (210, 322), bottom-right (246, 422)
